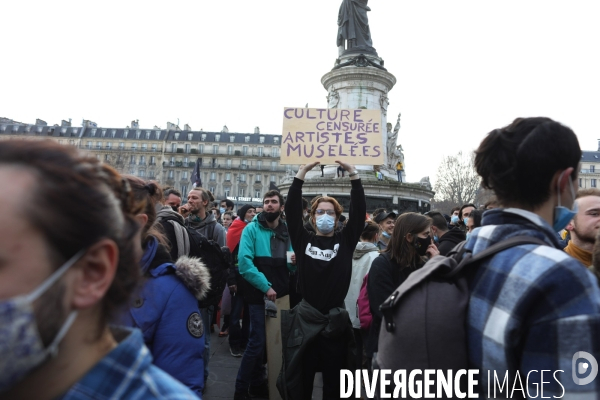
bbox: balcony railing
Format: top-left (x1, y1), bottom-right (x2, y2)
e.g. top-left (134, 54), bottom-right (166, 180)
top-left (79, 145), bottom-right (162, 152)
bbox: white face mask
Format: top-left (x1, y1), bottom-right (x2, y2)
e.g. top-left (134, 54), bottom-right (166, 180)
top-left (316, 214), bottom-right (335, 234)
top-left (0, 250), bottom-right (84, 392)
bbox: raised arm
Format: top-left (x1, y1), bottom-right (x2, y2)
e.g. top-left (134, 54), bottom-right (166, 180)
top-left (335, 160), bottom-right (366, 247)
top-left (286, 162), bottom-right (319, 247)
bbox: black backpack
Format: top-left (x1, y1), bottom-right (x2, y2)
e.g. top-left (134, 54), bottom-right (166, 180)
top-left (375, 236), bottom-right (546, 396)
top-left (166, 219), bottom-right (232, 308)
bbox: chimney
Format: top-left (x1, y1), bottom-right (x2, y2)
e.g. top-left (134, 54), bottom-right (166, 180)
top-left (221, 125), bottom-right (229, 133)
top-left (36, 118), bottom-right (47, 126)
top-left (254, 126), bottom-right (260, 134)
top-left (184, 124), bottom-right (192, 131)
top-left (131, 120), bottom-right (139, 129)
top-left (597, 139), bottom-right (600, 151)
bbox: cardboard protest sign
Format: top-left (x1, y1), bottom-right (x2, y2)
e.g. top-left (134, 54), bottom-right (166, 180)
top-left (280, 107), bottom-right (384, 165)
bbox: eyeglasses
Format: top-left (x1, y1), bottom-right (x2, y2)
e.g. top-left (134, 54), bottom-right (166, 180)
top-left (315, 209), bottom-right (336, 216)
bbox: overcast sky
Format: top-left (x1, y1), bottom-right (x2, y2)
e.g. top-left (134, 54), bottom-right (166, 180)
top-left (2, 1), bottom-right (599, 184)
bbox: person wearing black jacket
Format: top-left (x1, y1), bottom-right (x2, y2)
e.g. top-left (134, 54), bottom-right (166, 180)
top-left (282, 160), bottom-right (366, 399)
top-left (367, 212), bottom-right (439, 362)
top-left (428, 211), bottom-right (466, 255)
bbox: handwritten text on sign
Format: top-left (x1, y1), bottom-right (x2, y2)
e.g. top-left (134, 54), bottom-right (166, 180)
top-left (280, 107), bottom-right (384, 165)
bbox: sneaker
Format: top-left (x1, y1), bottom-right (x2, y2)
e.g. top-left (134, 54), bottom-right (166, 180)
top-left (248, 381), bottom-right (269, 398)
top-left (233, 390), bottom-right (251, 400)
top-left (230, 346), bottom-right (242, 357)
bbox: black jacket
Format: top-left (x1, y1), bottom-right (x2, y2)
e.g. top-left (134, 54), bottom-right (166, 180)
top-left (437, 226), bottom-right (466, 256)
top-left (366, 253), bottom-right (421, 356)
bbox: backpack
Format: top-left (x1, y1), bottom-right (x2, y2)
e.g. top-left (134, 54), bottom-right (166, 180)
top-left (356, 273), bottom-right (372, 330)
top-left (169, 220), bottom-right (232, 308)
top-left (375, 236), bottom-right (546, 382)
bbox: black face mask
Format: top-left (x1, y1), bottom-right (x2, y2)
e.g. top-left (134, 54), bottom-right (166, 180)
top-left (414, 235), bottom-right (431, 256)
top-left (171, 206), bottom-right (179, 212)
top-left (264, 211), bottom-right (280, 222)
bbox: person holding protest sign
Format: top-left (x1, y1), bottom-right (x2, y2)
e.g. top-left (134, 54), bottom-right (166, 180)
top-left (278, 161), bottom-right (366, 399)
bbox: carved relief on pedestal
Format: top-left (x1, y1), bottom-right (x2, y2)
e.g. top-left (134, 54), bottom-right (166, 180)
top-left (379, 88), bottom-right (389, 117)
top-left (327, 87), bottom-right (340, 109)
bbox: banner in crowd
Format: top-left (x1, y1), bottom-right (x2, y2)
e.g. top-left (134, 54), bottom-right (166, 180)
top-left (280, 107), bottom-right (384, 165)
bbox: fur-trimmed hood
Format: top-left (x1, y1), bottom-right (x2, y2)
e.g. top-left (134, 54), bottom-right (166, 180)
top-left (174, 255), bottom-right (211, 301)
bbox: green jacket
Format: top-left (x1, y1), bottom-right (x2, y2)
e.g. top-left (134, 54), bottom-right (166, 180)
top-left (238, 212), bottom-right (295, 304)
top-left (276, 299), bottom-right (356, 399)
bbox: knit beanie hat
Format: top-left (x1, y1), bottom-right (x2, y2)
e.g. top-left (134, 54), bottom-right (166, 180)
top-left (237, 204), bottom-right (256, 220)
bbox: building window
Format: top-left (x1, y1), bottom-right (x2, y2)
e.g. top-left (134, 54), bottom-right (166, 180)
top-left (225, 172), bottom-right (231, 181)
top-left (130, 155), bottom-right (136, 164)
top-left (258, 147), bottom-right (263, 156)
top-left (225, 189), bottom-right (230, 197)
top-left (228, 145), bottom-right (233, 155)
top-left (255, 190), bottom-right (261, 198)
top-left (185, 144), bottom-right (191, 153)
top-left (592, 179), bottom-right (597, 188)
top-left (274, 137), bottom-right (279, 144)
top-left (272, 147), bottom-right (279, 157)
top-left (198, 144), bottom-right (204, 154)
top-left (188, 133), bottom-right (193, 141)
top-left (132, 143), bottom-right (137, 150)
top-left (171, 143), bottom-right (176, 152)
top-left (271, 161), bottom-right (277, 171)
top-left (257, 160), bottom-right (262, 170)
top-left (182, 171), bottom-right (188, 179)
top-left (591, 165), bottom-right (596, 173)
top-left (142, 143), bottom-right (147, 151)
top-left (86, 141), bottom-right (92, 149)
top-left (91, 128), bottom-right (97, 136)
top-left (146, 131), bottom-right (151, 139)
top-left (119, 142), bottom-right (124, 150)
top-left (245, 136), bottom-right (250, 143)
top-left (213, 145), bottom-right (219, 154)
top-left (230, 135), bottom-right (235, 143)
top-left (241, 160), bottom-right (248, 169)
top-left (106, 142), bottom-right (112, 149)
top-left (259, 136), bottom-right (265, 144)
top-left (139, 170), bottom-right (145, 178)
top-left (155, 131), bottom-right (161, 139)
top-left (124, 129), bottom-right (129, 138)
top-left (149, 170), bottom-right (155, 179)
top-left (136, 130), bottom-right (141, 139)
top-left (239, 188), bottom-right (245, 197)
top-left (111, 130), bottom-right (117, 138)
top-left (150, 156), bottom-right (156, 165)
top-left (181, 184), bottom-right (188, 194)
top-left (579, 178), bottom-right (583, 187)
top-left (152, 144), bottom-right (157, 151)
top-left (256, 175), bottom-right (262, 182)
top-left (201, 134), bottom-right (206, 141)
top-left (270, 175), bottom-right (276, 182)
top-left (140, 156), bottom-right (146, 164)
top-left (104, 154), bottom-right (110, 161)
top-left (184, 157), bottom-right (189, 164)
top-left (210, 186), bottom-right (216, 194)
top-left (96, 141), bottom-right (102, 149)
top-left (168, 170), bottom-right (174, 179)
top-left (69, 139), bottom-right (75, 145)
top-left (102, 129), bottom-right (107, 137)
top-left (174, 133), bottom-right (180, 140)
top-left (210, 172), bottom-right (216, 181)
top-left (240, 173), bottom-right (246, 182)
top-left (227, 159), bottom-right (232, 167)
top-left (243, 146), bottom-right (248, 156)
top-left (215, 134), bottom-right (220, 141)
top-left (170, 156), bottom-right (175, 166)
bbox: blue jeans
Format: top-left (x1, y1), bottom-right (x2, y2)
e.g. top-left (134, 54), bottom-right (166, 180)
top-left (229, 291), bottom-right (249, 349)
top-left (200, 306), bottom-right (214, 381)
top-left (397, 170), bottom-right (403, 182)
top-left (235, 304), bottom-right (267, 392)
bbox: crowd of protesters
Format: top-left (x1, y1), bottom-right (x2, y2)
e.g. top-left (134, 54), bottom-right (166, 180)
top-left (2, 116), bottom-right (600, 400)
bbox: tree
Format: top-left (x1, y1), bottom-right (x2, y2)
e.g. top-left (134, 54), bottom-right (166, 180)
top-left (433, 151), bottom-right (481, 209)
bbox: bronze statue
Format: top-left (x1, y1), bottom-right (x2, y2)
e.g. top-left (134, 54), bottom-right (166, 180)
top-left (337, 0), bottom-right (377, 55)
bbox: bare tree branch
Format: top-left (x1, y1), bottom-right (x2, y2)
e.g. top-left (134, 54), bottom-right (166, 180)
top-left (434, 151), bottom-right (481, 208)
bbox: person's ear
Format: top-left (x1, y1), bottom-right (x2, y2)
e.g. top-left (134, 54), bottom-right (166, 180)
top-left (70, 239), bottom-right (119, 310)
top-left (557, 167), bottom-right (575, 194)
top-left (136, 213), bottom-right (148, 228)
top-left (566, 220), bottom-right (575, 231)
top-left (405, 232), bottom-right (413, 243)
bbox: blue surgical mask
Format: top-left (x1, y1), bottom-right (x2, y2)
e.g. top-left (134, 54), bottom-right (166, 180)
top-left (433, 235), bottom-right (439, 243)
top-left (0, 250), bottom-right (84, 392)
top-left (316, 214), bottom-right (335, 234)
top-left (466, 232), bottom-right (471, 241)
top-left (219, 207), bottom-right (226, 214)
top-left (463, 217), bottom-right (469, 226)
top-left (382, 231), bottom-right (391, 239)
top-left (553, 171), bottom-right (577, 232)
top-left (451, 215), bottom-right (459, 224)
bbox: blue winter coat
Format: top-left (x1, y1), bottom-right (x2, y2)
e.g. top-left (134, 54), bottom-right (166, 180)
top-left (120, 237), bottom-right (211, 398)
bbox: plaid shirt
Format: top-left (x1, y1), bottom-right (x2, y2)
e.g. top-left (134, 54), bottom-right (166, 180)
top-left (466, 208), bottom-right (600, 398)
top-left (57, 327), bottom-right (199, 400)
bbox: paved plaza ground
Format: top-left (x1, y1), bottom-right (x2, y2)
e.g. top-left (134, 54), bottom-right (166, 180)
top-left (204, 329), bottom-right (324, 399)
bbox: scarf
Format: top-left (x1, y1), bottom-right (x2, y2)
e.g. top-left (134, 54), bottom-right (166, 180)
top-left (564, 241), bottom-right (592, 267)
